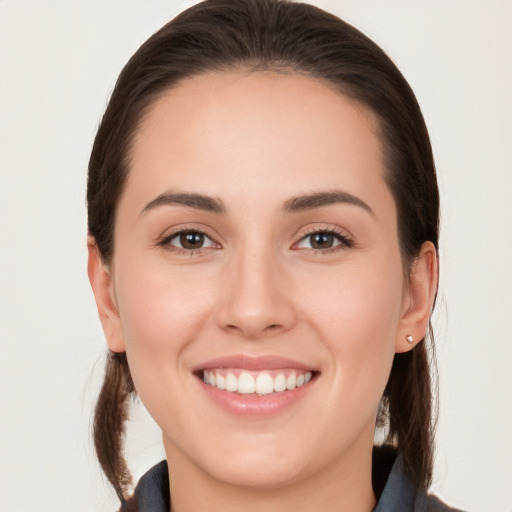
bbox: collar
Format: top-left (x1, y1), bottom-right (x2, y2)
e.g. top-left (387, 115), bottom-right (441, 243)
top-left (122, 449), bottom-right (460, 512)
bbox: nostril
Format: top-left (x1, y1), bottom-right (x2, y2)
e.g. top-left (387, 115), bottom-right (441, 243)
top-left (223, 322), bottom-right (282, 338)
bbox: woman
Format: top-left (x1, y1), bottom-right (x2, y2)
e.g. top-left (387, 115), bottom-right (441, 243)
top-left (87, 0), bottom-right (463, 510)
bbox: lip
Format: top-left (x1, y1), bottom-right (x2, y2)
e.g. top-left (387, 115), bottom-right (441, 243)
top-left (193, 354), bottom-right (318, 417)
top-left (192, 354), bottom-right (317, 372)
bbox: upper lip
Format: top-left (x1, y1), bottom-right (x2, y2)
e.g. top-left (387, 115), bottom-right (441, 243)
top-left (192, 354), bottom-right (317, 372)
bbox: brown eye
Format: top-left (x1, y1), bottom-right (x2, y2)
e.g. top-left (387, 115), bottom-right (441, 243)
top-left (309, 233), bottom-right (335, 249)
top-left (179, 232), bottom-right (205, 249)
top-left (294, 230), bottom-right (352, 251)
top-left (161, 230), bottom-right (217, 251)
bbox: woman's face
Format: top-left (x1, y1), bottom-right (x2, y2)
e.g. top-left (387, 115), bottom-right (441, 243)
top-left (103, 71), bottom-right (417, 488)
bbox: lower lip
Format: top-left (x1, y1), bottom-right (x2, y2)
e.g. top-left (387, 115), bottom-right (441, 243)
top-left (197, 376), bottom-right (317, 417)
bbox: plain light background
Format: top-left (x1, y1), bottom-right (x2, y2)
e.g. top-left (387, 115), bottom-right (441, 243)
top-left (1, 1), bottom-right (511, 511)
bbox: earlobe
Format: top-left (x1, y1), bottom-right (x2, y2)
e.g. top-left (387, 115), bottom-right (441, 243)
top-left (87, 238), bottom-right (125, 353)
top-left (395, 241), bottom-right (438, 354)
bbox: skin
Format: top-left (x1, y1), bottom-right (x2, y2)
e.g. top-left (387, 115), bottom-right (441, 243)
top-left (89, 71), bottom-right (437, 512)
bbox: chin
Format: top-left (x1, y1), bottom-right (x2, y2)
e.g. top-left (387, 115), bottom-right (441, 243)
top-left (206, 454), bottom-right (307, 490)
top-left (166, 430), bottom-right (315, 491)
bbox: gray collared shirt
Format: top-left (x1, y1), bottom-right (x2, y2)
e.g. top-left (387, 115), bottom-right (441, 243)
top-left (122, 456), bottom-right (465, 512)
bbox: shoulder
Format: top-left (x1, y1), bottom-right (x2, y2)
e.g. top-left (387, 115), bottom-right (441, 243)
top-left (120, 460), bottom-right (170, 512)
top-left (373, 447), bottom-right (467, 512)
top-left (414, 492), bottom-right (466, 512)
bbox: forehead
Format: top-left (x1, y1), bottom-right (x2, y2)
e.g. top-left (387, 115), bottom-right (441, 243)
top-left (134, 70), bottom-right (380, 155)
top-left (126, 70), bottom-right (389, 214)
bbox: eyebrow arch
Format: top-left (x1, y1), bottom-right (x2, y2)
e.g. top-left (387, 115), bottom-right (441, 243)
top-left (140, 192), bottom-right (226, 216)
top-left (283, 190), bottom-right (374, 216)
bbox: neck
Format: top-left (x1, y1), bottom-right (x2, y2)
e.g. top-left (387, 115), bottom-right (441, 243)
top-left (164, 433), bottom-right (376, 512)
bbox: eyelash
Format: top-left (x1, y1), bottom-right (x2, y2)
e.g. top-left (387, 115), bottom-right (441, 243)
top-left (157, 227), bottom-right (354, 255)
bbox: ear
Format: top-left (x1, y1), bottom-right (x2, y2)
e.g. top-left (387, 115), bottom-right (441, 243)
top-left (87, 238), bottom-right (125, 353)
top-left (395, 241), bottom-right (438, 354)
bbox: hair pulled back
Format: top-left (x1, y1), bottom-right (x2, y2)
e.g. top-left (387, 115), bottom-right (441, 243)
top-left (88, 0), bottom-right (439, 504)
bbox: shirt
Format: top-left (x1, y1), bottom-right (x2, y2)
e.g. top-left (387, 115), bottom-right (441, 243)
top-left (121, 450), bottom-right (465, 512)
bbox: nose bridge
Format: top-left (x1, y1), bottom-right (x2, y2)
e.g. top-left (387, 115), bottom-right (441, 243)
top-left (217, 238), bottom-right (295, 338)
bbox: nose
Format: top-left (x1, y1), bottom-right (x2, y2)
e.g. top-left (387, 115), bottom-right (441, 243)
top-left (216, 246), bottom-right (297, 340)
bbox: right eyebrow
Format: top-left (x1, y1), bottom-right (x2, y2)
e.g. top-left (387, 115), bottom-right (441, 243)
top-left (139, 192), bottom-right (226, 217)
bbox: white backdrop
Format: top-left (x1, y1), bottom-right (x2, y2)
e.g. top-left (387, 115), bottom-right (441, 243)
top-left (1, 1), bottom-right (511, 511)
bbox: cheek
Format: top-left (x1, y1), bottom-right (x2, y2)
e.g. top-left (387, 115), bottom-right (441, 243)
top-left (302, 255), bottom-right (403, 401)
top-left (115, 254), bottom-right (214, 346)
top-left (306, 253), bottom-right (403, 334)
top-left (112, 257), bottom-right (216, 406)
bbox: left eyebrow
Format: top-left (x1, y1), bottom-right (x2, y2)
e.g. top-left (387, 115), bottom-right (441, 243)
top-left (282, 190), bottom-right (375, 216)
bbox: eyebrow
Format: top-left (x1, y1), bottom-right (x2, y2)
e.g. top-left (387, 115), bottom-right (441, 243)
top-left (140, 189), bottom-right (373, 217)
top-left (140, 192), bottom-right (226, 216)
top-left (282, 190), bottom-right (374, 216)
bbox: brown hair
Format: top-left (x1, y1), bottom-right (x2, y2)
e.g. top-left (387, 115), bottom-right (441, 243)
top-left (88, 0), bottom-right (439, 504)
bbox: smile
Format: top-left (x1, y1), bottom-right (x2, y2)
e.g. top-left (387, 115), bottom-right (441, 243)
top-left (202, 369), bottom-right (313, 395)
top-left (194, 356), bottom-right (318, 416)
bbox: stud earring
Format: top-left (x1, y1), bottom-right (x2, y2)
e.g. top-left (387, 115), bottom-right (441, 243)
top-left (406, 335), bottom-right (414, 344)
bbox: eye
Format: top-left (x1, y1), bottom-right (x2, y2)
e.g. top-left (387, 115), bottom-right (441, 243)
top-left (294, 230), bottom-right (353, 251)
top-left (160, 230), bottom-right (218, 251)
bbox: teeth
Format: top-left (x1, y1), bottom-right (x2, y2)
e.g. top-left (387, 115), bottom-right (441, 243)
top-left (216, 373), bottom-right (226, 390)
top-left (274, 373), bottom-right (287, 392)
top-left (202, 370), bottom-right (313, 395)
top-left (255, 373), bottom-right (274, 394)
top-left (286, 373), bottom-right (296, 390)
top-left (238, 372), bottom-right (255, 394)
top-left (225, 373), bottom-right (237, 392)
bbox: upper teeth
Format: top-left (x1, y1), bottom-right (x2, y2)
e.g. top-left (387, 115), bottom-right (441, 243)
top-left (203, 370), bottom-right (312, 395)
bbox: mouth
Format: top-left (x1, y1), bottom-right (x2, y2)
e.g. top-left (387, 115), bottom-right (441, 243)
top-left (198, 368), bottom-right (314, 395)
top-left (192, 355), bottom-right (318, 416)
